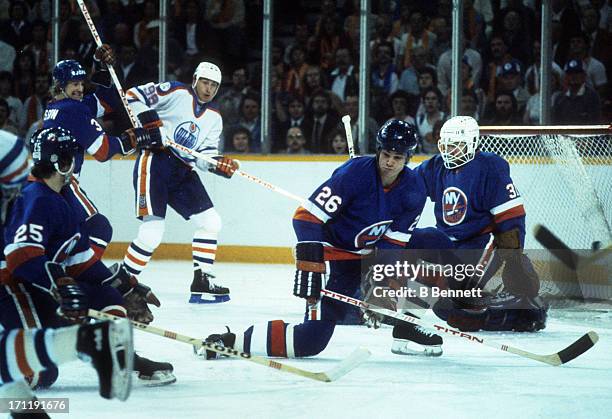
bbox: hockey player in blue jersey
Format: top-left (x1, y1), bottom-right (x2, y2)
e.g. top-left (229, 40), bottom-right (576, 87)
top-left (415, 115), bottom-right (547, 333)
top-left (118, 62), bottom-right (239, 304)
top-left (0, 128), bottom-right (135, 416)
top-left (200, 120), bottom-right (445, 358)
top-left (42, 45), bottom-right (160, 259)
top-left (1, 127), bottom-right (175, 391)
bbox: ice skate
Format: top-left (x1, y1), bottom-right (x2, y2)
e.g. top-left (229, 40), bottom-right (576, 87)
top-left (134, 354), bottom-right (176, 386)
top-left (76, 319), bottom-right (134, 401)
top-left (391, 321), bottom-right (443, 357)
top-left (194, 327), bottom-right (236, 359)
top-left (189, 269), bottom-right (230, 304)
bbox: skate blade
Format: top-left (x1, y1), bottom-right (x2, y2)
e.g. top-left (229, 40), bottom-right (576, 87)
top-left (136, 370), bottom-right (177, 387)
top-left (189, 293), bottom-right (230, 304)
top-left (391, 340), bottom-right (443, 357)
top-left (109, 319), bottom-right (134, 401)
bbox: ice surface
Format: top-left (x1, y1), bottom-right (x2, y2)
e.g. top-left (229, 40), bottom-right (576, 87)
top-left (39, 261), bottom-right (611, 419)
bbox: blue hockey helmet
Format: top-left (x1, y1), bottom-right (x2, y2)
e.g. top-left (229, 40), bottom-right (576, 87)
top-left (376, 119), bottom-right (419, 156)
top-left (52, 60), bottom-right (87, 88)
top-left (29, 127), bottom-right (78, 175)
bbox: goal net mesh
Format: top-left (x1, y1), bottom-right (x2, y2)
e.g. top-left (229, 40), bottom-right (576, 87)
top-left (478, 132), bottom-right (612, 305)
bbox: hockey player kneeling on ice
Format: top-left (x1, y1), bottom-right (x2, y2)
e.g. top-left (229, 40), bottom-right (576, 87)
top-left (413, 116), bottom-right (548, 333)
top-left (119, 62), bottom-right (236, 304)
top-left (1, 128), bottom-right (175, 388)
top-left (199, 120), bottom-right (445, 359)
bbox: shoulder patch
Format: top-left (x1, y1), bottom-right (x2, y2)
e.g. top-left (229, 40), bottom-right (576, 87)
top-left (159, 82), bottom-right (172, 92)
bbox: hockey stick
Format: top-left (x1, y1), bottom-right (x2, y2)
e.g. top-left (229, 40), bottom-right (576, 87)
top-left (88, 309), bottom-right (370, 382)
top-left (76, 0), bottom-right (140, 131)
top-left (76, 1), bottom-right (304, 205)
top-left (320, 289), bottom-right (599, 366)
top-left (534, 224), bottom-right (611, 271)
top-left (165, 140), bottom-right (306, 204)
top-left (341, 115), bottom-right (356, 158)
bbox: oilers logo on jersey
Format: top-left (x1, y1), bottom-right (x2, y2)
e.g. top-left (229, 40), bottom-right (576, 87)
top-left (174, 121), bottom-right (200, 149)
top-left (354, 220), bottom-right (393, 248)
top-left (442, 187), bottom-right (468, 226)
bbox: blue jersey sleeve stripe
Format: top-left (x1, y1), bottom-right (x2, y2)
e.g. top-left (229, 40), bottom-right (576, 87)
top-left (134, 86), bottom-right (151, 106)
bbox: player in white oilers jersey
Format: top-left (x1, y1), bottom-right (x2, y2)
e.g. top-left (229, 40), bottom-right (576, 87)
top-left (120, 62), bottom-right (239, 303)
top-left (415, 116), bottom-right (547, 333)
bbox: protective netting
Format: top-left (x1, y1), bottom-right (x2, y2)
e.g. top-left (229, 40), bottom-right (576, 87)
top-left (479, 133), bottom-right (612, 250)
top-left (479, 133), bottom-right (612, 303)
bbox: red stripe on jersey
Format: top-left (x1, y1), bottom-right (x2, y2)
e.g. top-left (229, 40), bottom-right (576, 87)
top-left (98, 97), bottom-right (112, 115)
top-left (15, 330), bottom-right (34, 377)
top-left (70, 179), bottom-right (97, 215)
top-left (6, 246), bottom-right (45, 272)
top-left (324, 247), bottom-right (363, 261)
top-left (494, 205), bottom-right (525, 224)
top-left (92, 135), bottom-right (111, 161)
top-left (268, 320), bottom-right (287, 357)
top-left (382, 237), bottom-right (406, 247)
top-left (66, 254), bottom-right (97, 278)
top-left (8, 284), bottom-right (39, 328)
top-left (0, 159), bottom-right (29, 182)
top-left (293, 207), bottom-right (323, 224)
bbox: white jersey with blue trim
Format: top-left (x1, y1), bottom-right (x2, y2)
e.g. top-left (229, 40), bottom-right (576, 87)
top-left (126, 81), bottom-right (222, 166)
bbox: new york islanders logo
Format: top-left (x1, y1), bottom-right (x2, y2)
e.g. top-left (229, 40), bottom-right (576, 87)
top-left (354, 220), bottom-right (393, 248)
top-left (174, 121), bottom-right (200, 149)
top-left (51, 233), bottom-right (81, 263)
top-left (442, 187), bottom-right (468, 226)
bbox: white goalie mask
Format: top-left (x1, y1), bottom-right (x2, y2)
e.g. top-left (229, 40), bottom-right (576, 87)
top-left (192, 62), bottom-right (222, 98)
top-left (438, 116), bottom-right (480, 169)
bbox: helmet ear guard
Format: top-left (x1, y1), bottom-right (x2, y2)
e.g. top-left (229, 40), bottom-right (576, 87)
top-left (376, 119), bottom-right (419, 157)
top-left (438, 116), bottom-right (480, 169)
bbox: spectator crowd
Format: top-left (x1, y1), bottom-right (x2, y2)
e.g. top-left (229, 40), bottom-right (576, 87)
top-left (1, 0), bottom-right (609, 154)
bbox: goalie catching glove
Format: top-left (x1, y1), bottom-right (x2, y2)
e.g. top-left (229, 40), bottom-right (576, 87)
top-left (104, 263), bottom-right (161, 323)
top-left (46, 262), bottom-right (89, 323)
top-left (293, 242), bottom-right (325, 299)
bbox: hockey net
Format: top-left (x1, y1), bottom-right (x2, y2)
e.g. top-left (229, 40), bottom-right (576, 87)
top-left (479, 125), bottom-right (612, 305)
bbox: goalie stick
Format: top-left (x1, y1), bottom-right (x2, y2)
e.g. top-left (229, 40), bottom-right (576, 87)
top-left (320, 289), bottom-right (599, 366)
top-left (89, 309), bottom-right (370, 382)
top-left (534, 224), bottom-right (611, 271)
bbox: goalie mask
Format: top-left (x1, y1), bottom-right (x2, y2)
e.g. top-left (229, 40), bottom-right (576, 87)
top-left (192, 62), bottom-right (222, 99)
top-left (438, 116), bottom-right (480, 169)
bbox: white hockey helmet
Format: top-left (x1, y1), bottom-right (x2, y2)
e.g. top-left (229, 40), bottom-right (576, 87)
top-left (438, 116), bottom-right (480, 169)
top-left (192, 61), bottom-right (222, 96)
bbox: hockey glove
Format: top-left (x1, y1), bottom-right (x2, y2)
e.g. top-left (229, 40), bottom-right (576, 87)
top-left (103, 263), bottom-right (161, 324)
top-left (293, 242), bottom-right (325, 299)
top-left (137, 110), bottom-right (166, 150)
top-left (93, 43), bottom-right (116, 66)
top-left (208, 156), bottom-right (240, 179)
top-left (47, 263), bottom-right (89, 323)
top-left (120, 127), bottom-right (151, 155)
